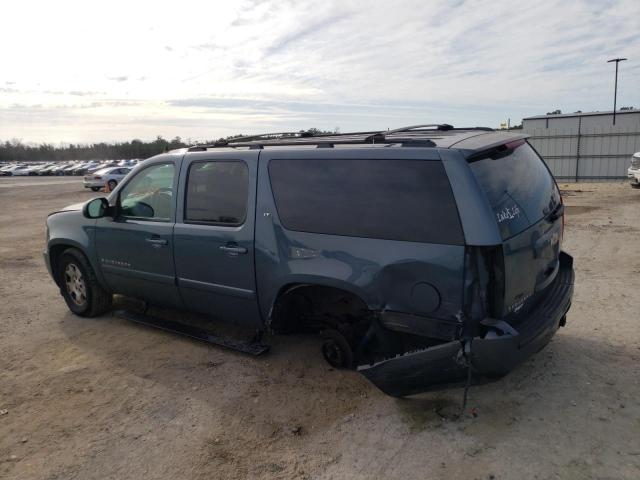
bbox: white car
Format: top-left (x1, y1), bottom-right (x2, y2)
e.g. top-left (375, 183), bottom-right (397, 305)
top-left (83, 167), bottom-right (131, 191)
top-left (0, 164), bottom-right (19, 175)
top-left (11, 165), bottom-right (32, 176)
top-left (628, 152), bottom-right (640, 189)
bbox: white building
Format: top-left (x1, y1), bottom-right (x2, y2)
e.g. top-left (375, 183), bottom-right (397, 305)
top-left (523, 109), bottom-right (640, 130)
top-left (522, 109), bottom-right (640, 180)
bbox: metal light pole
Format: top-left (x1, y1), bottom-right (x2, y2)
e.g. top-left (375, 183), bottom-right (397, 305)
top-left (607, 58), bottom-right (627, 125)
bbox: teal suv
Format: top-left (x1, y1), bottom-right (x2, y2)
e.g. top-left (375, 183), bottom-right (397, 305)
top-left (44, 125), bottom-right (574, 396)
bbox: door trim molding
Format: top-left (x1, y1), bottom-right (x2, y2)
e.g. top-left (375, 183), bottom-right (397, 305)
top-left (102, 264), bottom-right (175, 285)
top-left (177, 277), bottom-right (255, 299)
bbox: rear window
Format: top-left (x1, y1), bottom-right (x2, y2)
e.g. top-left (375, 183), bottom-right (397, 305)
top-left (268, 159), bottom-right (464, 245)
top-left (469, 142), bottom-right (560, 239)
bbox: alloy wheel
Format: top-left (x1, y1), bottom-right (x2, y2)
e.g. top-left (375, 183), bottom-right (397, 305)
top-left (64, 263), bottom-right (87, 306)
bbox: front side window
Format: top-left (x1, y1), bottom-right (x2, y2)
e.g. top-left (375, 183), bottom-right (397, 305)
top-left (185, 161), bottom-right (249, 225)
top-left (119, 163), bottom-right (175, 221)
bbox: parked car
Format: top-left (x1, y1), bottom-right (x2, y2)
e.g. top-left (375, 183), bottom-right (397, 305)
top-left (29, 163), bottom-right (55, 175)
top-left (11, 165), bottom-right (33, 176)
top-left (44, 125), bottom-right (574, 396)
top-left (25, 164), bottom-right (48, 175)
top-left (72, 162), bottom-right (97, 175)
top-left (50, 163), bottom-right (71, 175)
top-left (0, 164), bottom-right (20, 175)
top-left (628, 152), bottom-right (640, 188)
top-left (62, 163), bottom-right (81, 175)
top-left (83, 167), bottom-right (131, 191)
top-left (87, 162), bottom-right (112, 174)
top-left (38, 164), bottom-right (61, 175)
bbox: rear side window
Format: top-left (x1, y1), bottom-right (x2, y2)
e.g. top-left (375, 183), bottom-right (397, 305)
top-left (469, 142), bottom-right (560, 239)
top-left (268, 159), bottom-right (464, 245)
top-left (185, 161), bottom-right (248, 225)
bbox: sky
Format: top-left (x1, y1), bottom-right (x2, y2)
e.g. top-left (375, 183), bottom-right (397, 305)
top-left (1, 0), bottom-right (639, 144)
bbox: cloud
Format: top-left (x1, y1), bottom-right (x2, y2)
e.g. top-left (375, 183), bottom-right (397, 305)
top-left (68, 90), bottom-right (104, 96)
top-left (1, 0), bottom-right (639, 142)
top-left (264, 12), bottom-right (350, 55)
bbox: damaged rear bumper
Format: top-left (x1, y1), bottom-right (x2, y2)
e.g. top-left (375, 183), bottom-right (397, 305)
top-left (359, 252), bottom-right (575, 397)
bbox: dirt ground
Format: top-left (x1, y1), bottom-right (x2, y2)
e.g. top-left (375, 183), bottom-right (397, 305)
top-left (1, 177), bottom-right (639, 480)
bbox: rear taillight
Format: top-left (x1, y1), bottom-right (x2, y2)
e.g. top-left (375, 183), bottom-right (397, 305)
top-left (560, 193), bottom-right (564, 246)
top-left (94, 176), bottom-right (102, 180)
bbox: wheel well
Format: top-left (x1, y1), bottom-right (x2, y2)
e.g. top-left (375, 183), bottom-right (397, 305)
top-left (270, 284), bottom-right (371, 339)
top-left (49, 245), bottom-right (83, 286)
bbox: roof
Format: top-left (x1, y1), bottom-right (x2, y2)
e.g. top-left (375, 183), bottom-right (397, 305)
top-left (523, 109), bottom-right (639, 120)
top-left (186, 124), bottom-right (528, 153)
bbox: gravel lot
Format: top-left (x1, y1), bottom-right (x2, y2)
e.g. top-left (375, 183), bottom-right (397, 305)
top-left (1, 177), bottom-right (639, 480)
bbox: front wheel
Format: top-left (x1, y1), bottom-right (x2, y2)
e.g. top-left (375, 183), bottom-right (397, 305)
top-left (90, 186), bottom-right (101, 192)
top-left (58, 249), bottom-right (112, 317)
top-left (107, 180), bottom-right (117, 191)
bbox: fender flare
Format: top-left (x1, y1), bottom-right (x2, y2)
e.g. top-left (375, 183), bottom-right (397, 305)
top-left (47, 238), bottom-right (108, 290)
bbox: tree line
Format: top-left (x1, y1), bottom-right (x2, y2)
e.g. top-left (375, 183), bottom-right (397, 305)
top-left (0, 136), bottom-right (188, 163)
top-left (0, 128), bottom-right (340, 163)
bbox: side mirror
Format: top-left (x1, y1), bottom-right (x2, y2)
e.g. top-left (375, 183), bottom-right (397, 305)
top-left (131, 202), bottom-right (155, 218)
top-left (83, 197), bottom-right (110, 219)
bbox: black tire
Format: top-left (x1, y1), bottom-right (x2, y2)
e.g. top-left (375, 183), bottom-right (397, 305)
top-left (58, 248), bottom-right (111, 317)
top-left (631, 183), bottom-right (640, 189)
top-left (90, 186), bottom-right (101, 192)
top-left (107, 180), bottom-right (117, 191)
top-left (321, 329), bottom-right (354, 369)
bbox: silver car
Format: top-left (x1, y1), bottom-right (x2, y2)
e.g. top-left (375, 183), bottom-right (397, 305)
top-left (83, 167), bottom-right (131, 191)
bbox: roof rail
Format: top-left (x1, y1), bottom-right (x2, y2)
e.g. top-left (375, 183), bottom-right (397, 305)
top-left (186, 124), bottom-right (494, 151)
top-left (386, 123), bottom-right (454, 134)
top-left (188, 131), bottom-right (318, 151)
top-left (363, 124), bottom-right (454, 143)
top-left (225, 131), bottom-right (316, 142)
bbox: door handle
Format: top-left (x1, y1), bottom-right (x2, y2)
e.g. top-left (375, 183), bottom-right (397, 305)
top-left (145, 237), bottom-right (168, 247)
top-left (219, 244), bottom-right (248, 256)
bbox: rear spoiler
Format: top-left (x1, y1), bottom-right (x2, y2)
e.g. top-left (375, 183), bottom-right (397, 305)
top-left (466, 136), bottom-right (529, 163)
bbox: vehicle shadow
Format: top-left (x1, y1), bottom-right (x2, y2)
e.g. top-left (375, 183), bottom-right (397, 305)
top-left (59, 305), bottom-right (635, 438)
top-left (394, 329), bottom-right (637, 433)
top-left (58, 297), bottom-right (372, 434)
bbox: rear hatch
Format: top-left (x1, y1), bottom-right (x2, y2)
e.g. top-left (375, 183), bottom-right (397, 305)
top-left (469, 140), bottom-right (563, 321)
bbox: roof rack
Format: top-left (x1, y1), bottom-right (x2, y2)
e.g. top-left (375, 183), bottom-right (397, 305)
top-left (362, 123), bottom-right (453, 144)
top-left (187, 124), bottom-right (493, 151)
top-left (187, 131), bottom-right (320, 151)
